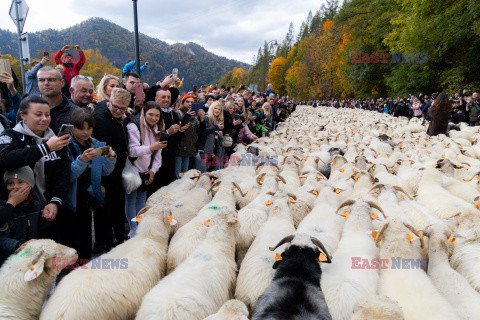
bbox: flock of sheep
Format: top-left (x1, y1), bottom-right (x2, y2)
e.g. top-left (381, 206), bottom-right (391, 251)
top-left (1, 105), bottom-right (480, 320)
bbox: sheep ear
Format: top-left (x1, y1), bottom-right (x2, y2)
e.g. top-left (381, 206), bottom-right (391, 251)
top-left (24, 253), bottom-right (46, 282)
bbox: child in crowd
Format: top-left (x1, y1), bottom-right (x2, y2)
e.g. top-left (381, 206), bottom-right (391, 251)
top-left (0, 166), bottom-right (42, 266)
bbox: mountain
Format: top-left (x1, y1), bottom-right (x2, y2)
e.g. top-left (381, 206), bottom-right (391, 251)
top-left (0, 17), bottom-right (250, 91)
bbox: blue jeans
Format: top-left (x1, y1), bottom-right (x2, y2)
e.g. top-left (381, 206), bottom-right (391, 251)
top-left (194, 153), bottom-right (207, 173)
top-left (215, 146), bottom-right (225, 170)
top-left (125, 189), bottom-right (147, 238)
top-left (174, 155), bottom-right (190, 179)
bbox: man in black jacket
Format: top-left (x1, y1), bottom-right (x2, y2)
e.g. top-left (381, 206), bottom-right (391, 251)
top-left (92, 88), bottom-right (130, 252)
top-left (37, 67), bottom-right (78, 134)
top-left (148, 87), bottom-right (187, 195)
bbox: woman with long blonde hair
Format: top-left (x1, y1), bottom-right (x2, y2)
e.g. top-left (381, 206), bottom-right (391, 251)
top-left (96, 74), bottom-right (121, 102)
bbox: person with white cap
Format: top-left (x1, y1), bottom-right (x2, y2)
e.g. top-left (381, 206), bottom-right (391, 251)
top-left (0, 166), bottom-right (44, 266)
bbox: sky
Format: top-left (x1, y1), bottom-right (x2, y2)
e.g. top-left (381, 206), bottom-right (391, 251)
top-left (0, 0), bottom-right (326, 64)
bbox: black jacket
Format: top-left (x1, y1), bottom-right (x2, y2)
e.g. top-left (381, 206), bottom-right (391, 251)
top-left (162, 109), bottom-right (184, 157)
top-left (92, 101), bottom-right (128, 181)
top-left (49, 95), bottom-right (78, 134)
top-left (0, 128), bottom-right (71, 207)
top-left (0, 197), bottom-right (44, 266)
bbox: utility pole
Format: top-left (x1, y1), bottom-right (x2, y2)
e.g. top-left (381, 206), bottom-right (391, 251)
top-left (9, 0), bottom-right (29, 93)
top-left (132, 0), bottom-right (141, 77)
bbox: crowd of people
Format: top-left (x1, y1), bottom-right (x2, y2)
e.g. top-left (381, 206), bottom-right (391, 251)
top-left (313, 90), bottom-right (480, 136)
top-left (0, 45), bottom-right (297, 267)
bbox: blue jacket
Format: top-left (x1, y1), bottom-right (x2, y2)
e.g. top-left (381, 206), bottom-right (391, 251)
top-left (25, 62), bottom-right (44, 96)
top-left (122, 60), bottom-right (147, 75)
top-left (64, 138), bottom-right (116, 211)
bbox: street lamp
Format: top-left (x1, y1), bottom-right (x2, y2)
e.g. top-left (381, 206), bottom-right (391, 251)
top-left (132, 0), bottom-right (141, 77)
top-left (263, 40), bottom-right (278, 93)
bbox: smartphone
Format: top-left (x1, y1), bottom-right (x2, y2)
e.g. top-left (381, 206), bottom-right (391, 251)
top-left (180, 113), bottom-right (192, 126)
top-left (172, 68), bottom-right (178, 81)
top-left (191, 103), bottom-right (202, 113)
top-left (0, 59), bottom-right (12, 76)
top-left (57, 124), bottom-right (74, 137)
top-left (66, 45), bottom-right (76, 50)
top-left (160, 132), bottom-right (169, 142)
top-left (134, 83), bottom-right (145, 102)
top-left (94, 146), bottom-right (110, 157)
top-left (44, 51), bottom-right (49, 57)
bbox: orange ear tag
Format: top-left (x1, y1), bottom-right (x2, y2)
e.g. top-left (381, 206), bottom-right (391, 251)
top-left (167, 216), bottom-right (178, 226)
top-left (335, 188), bottom-right (341, 194)
top-left (353, 177), bottom-right (358, 182)
top-left (400, 194), bottom-right (405, 199)
top-left (29, 266), bottom-right (34, 271)
top-left (371, 230), bottom-right (378, 239)
top-left (210, 178), bottom-right (215, 183)
top-left (266, 200), bottom-right (272, 206)
top-left (232, 188), bottom-right (236, 194)
top-left (204, 219), bottom-right (210, 227)
top-left (353, 168), bottom-right (358, 173)
top-left (289, 198), bottom-right (296, 204)
top-left (407, 233), bottom-right (414, 243)
top-left (312, 190), bottom-right (318, 196)
top-left (476, 203), bottom-right (480, 209)
top-left (442, 155), bottom-right (445, 159)
top-left (371, 212), bottom-right (379, 220)
top-left (332, 161), bottom-right (336, 166)
top-left (339, 168), bottom-right (344, 173)
top-left (418, 231), bottom-right (426, 240)
top-left (215, 188), bottom-right (219, 192)
top-left (448, 234), bottom-right (455, 242)
top-left (131, 214), bottom-right (143, 223)
top-left (319, 253), bottom-right (328, 262)
top-left (275, 253), bottom-right (283, 261)
top-left (340, 210), bottom-right (348, 218)
top-left (317, 176), bottom-right (322, 181)
top-left (180, 172), bottom-right (184, 176)
top-left (194, 177), bottom-right (198, 182)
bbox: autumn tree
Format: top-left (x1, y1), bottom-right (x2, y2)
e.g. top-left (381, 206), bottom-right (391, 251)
top-left (268, 57), bottom-right (288, 95)
top-left (81, 49), bottom-right (121, 86)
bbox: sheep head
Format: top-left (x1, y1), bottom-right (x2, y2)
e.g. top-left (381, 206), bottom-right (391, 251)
top-left (11, 239), bottom-right (77, 282)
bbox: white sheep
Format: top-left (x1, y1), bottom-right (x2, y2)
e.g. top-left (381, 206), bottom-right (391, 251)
top-left (351, 295), bottom-right (405, 320)
top-left (202, 299), bottom-right (249, 320)
top-left (146, 169), bottom-right (201, 207)
top-left (166, 180), bottom-right (245, 273)
top-left (235, 191), bottom-right (296, 313)
top-left (425, 223), bottom-right (480, 319)
top-left (135, 207), bottom-right (238, 320)
top-left (321, 199), bottom-right (385, 320)
top-left (0, 240), bottom-right (77, 320)
top-left (376, 217), bottom-right (459, 320)
top-left (40, 206), bottom-right (170, 320)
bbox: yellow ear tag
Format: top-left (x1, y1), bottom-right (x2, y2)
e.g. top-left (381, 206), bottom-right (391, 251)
top-left (335, 188), bottom-right (341, 194)
top-left (448, 234), bottom-right (455, 242)
top-left (203, 219), bottom-right (210, 227)
top-left (400, 194), bottom-right (405, 199)
top-left (180, 172), bottom-right (184, 176)
top-left (211, 178), bottom-right (215, 183)
top-left (275, 253), bottom-right (282, 261)
top-left (312, 189), bottom-right (318, 196)
top-left (339, 168), bottom-right (344, 173)
top-left (289, 198), bottom-right (296, 204)
top-left (340, 210), bottom-right (348, 218)
top-left (407, 233), bottom-right (414, 243)
top-left (372, 230), bottom-right (378, 239)
top-left (319, 253), bottom-right (328, 262)
top-left (371, 212), bottom-right (379, 220)
top-left (266, 200), bottom-right (272, 206)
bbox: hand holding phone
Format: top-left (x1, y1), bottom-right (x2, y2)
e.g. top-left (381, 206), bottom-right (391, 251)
top-left (57, 124), bottom-right (74, 137)
top-left (172, 68), bottom-right (178, 81)
top-left (134, 83), bottom-right (145, 103)
top-left (180, 113), bottom-right (192, 126)
top-left (93, 146), bottom-right (110, 157)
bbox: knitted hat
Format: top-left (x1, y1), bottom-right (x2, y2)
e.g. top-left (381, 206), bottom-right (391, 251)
top-left (181, 94), bottom-right (196, 105)
top-left (3, 166), bottom-right (35, 188)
